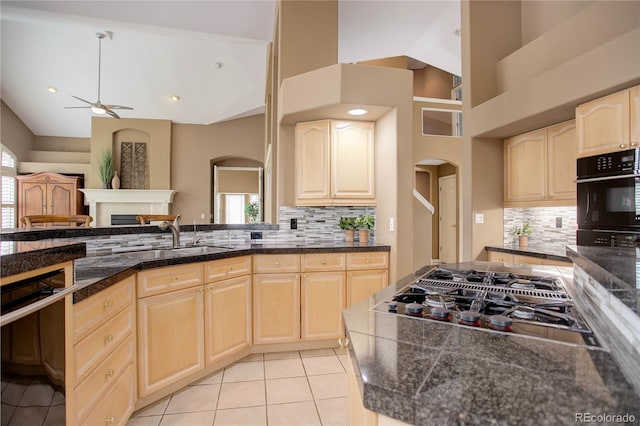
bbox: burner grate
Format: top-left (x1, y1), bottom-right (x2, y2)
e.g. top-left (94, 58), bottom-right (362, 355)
top-left (415, 279), bottom-right (569, 301)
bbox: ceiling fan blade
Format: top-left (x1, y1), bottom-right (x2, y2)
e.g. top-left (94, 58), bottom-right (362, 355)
top-left (105, 109), bottom-right (121, 119)
top-left (70, 95), bottom-right (93, 105)
top-left (106, 105), bottom-right (134, 110)
top-left (64, 106), bottom-right (92, 109)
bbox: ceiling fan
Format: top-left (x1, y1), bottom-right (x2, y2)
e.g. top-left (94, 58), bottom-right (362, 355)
top-left (65, 31), bottom-right (133, 119)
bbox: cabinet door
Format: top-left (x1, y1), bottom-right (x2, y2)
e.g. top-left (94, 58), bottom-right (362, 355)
top-left (486, 251), bottom-right (514, 264)
top-left (253, 273), bottom-right (300, 344)
top-left (547, 120), bottom-right (577, 201)
top-left (47, 182), bottom-right (75, 217)
top-left (346, 270), bottom-right (387, 308)
top-left (630, 85), bottom-right (640, 148)
top-left (504, 129), bottom-right (547, 204)
top-left (577, 90), bottom-right (630, 157)
top-left (513, 254), bottom-right (544, 266)
top-left (137, 286), bottom-right (204, 397)
top-left (20, 183), bottom-right (47, 223)
top-left (204, 275), bottom-right (251, 365)
top-left (331, 121), bottom-right (375, 201)
top-left (301, 272), bottom-right (346, 341)
top-left (295, 120), bottom-right (331, 203)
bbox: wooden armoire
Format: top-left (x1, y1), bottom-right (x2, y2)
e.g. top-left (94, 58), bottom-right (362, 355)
top-left (16, 172), bottom-right (84, 228)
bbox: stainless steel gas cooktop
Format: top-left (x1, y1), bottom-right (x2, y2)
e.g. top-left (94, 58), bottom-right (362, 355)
top-left (371, 267), bottom-right (600, 347)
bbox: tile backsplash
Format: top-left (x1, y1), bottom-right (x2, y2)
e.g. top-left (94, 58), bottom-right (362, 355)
top-left (504, 206), bottom-right (576, 252)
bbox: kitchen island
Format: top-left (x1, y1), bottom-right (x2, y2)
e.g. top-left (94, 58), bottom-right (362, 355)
top-left (343, 261), bottom-right (640, 425)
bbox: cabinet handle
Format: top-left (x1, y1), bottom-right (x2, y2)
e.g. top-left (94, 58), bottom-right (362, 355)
top-left (337, 337), bottom-right (350, 349)
top-left (106, 369), bottom-right (115, 378)
top-left (631, 142), bottom-right (638, 147)
top-left (228, 266), bottom-right (233, 271)
top-left (275, 261), bottom-right (279, 266)
top-left (105, 335), bottom-right (114, 344)
top-left (321, 260), bottom-right (326, 265)
top-left (366, 259), bottom-right (370, 264)
top-left (105, 416), bottom-right (115, 425)
top-left (620, 143), bottom-right (628, 149)
top-left (104, 300), bottom-right (113, 310)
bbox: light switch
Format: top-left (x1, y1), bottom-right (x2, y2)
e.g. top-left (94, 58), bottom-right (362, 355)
top-left (200, 213), bottom-right (205, 219)
top-left (474, 213), bottom-right (484, 224)
top-left (389, 217), bottom-right (395, 232)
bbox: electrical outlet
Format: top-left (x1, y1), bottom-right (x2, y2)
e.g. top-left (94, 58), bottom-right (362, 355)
top-left (290, 218), bottom-right (297, 229)
top-left (250, 232), bottom-right (263, 239)
top-left (556, 217), bottom-right (562, 228)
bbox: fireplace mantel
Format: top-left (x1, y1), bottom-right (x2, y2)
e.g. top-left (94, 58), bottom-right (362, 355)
top-left (80, 189), bottom-right (177, 227)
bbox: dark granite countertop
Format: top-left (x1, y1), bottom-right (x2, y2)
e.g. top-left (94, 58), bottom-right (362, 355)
top-left (0, 240), bottom-right (86, 278)
top-left (343, 261), bottom-right (640, 425)
top-left (485, 243), bottom-right (571, 262)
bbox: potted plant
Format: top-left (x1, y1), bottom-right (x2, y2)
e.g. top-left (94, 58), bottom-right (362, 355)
top-left (244, 201), bottom-right (260, 223)
top-left (355, 214), bottom-right (375, 243)
top-left (339, 217), bottom-right (357, 242)
top-left (99, 149), bottom-right (114, 189)
top-left (513, 221), bottom-right (533, 247)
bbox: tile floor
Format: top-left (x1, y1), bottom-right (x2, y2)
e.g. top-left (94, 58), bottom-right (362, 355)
top-left (1, 375), bottom-right (65, 426)
top-left (127, 347), bottom-right (350, 426)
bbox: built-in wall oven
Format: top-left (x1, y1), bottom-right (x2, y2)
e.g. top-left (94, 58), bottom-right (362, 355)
top-left (576, 148), bottom-right (640, 247)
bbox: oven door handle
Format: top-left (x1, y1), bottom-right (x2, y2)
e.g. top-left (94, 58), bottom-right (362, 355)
top-left (0, 285), bottom-right (77, 327)
top-left (576, 173), bottom-right (640, 183)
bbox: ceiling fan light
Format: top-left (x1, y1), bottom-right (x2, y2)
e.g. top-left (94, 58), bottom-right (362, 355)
top-left (91, 106), bottom-right (106, 114)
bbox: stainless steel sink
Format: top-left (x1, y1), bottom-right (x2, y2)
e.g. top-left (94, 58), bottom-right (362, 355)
top-left (126, 246), bottom-right (230, 260)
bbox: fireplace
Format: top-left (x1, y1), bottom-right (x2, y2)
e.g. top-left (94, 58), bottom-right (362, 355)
top-left (79, 189), bottom-right (177, 227)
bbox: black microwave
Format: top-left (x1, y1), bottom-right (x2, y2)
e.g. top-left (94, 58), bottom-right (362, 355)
top-left (576, 149), bottom-right (640, 231)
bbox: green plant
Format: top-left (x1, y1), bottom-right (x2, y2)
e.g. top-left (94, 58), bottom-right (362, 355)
top-left (513, 221), bottom-right (533, 237)
top-left (99, 149), bottom-right (114, 185)
top-left (355, 214), bottom-right (375, 230)
top-left (339, 217), bottom-right (356, 230)
top-left (244, 201), bottom-right (260, 223)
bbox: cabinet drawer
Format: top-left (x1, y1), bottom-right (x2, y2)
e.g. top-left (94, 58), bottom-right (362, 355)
top-left (79, 363), bottom-right (136, 426)
top-left (75, 305), bottom-right (134, 383)
top-left (301, 253), bottom-right (346, 272)
top-left (204, 255), bottom-right (252, 283)
top-left (74, 276), bottom-right (135, 343)
top-left (346, 252), bottom-right (388, 270)
top-left (137, 263), bottom-right (203, 298)
top-left (253, 254), bottom-right (300, 274)
top-left (75, 335), bottom-right (135, 423)
top-left (513, 254), bottom-right (544, 266)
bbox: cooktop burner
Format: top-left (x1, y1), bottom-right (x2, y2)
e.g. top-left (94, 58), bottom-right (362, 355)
top-left (372, 267), bottom-right (600, 347)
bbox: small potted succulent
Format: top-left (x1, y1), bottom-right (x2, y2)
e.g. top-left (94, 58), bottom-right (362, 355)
top-left (355, 214), bottom-right (375, 243)
top-left (339, 217), bottom-right (357, 242)
top-left (245, 201), bottom-right (260, 223)
top-left (513, 221), bottom-right (533, 247)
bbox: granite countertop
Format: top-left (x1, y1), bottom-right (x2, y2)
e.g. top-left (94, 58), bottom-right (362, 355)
top-left (343, 261), bottom-right (640, 425)
top-left (485, 242), bottom-right (571, 262)
top-left (0, 240), bottom-right (86, 278)
top-left (566, 245), bottom-right (639, 296)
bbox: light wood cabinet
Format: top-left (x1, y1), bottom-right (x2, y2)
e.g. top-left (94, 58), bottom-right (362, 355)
top-left (486, 250), bottom-right (571, 267)
top-left (136, 263), bottom-right (203, 298)
top-left (301, 271), bottom-right (346, 341)
top-left (80, 363), bottom-right (136, 426)
top-left (577, 89), bottom-right (631, 157)
top-left (204, 275), bottom-right (252, 365)
top-left (16, 172), bottom-right (83, 227)
top-left (295, 119), bottom-right (375, 206)
top-left (487, 251), bottom-right (515, 264)
top-left (137, 285), bottom-right (204, 397)
top-left (346, 252), bottom-right (389, 307)
top-left (253, 254), bottom-right (300, 274)
top-left (504, 121), bottom-right (576, 206)
top-left (253, 273), bottom-right (301, 344)
top-left (204, 255), bottom-right (252, 283)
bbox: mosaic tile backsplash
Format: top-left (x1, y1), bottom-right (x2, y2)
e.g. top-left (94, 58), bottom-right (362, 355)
top-left (504, 207), bottom-right (576, 253)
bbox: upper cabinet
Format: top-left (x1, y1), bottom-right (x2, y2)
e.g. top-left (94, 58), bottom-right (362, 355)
top-left (576, 87), bottom-right (638, 158)
top-left (504, 120), bottom-right (576, 207)
top-left (295, 120), bottom-right (375, 206)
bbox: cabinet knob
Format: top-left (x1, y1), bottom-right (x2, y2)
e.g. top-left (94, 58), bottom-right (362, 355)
top-left (106, 369), bottom-right (115, 378)
top-left (104, 300), bottom-right (113, 310)
top-left (321, 260), bottom-right (326, 265)
top-left (337, 337), bottom-right (350, 349)
top-left (366, 259), bottom-right (370, 264)
top-left (275, 261), bottom-right (279, 266)
top-left (172, 276), bottom-right (179, 281)
top-left (105, 335), bottom-right (114, 344)
top-left (619, 143), bottom-right (628, 149)
top-left (228, 266), bottom-right (233, 271)
top-left (631, 142), bottom-right (638, 147)
top-left (106, 416), bottom-right (116, 425)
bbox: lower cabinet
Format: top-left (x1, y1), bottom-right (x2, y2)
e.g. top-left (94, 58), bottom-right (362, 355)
top-left (253, 273), bottom-right (301, 344)
top-left (301, 271), bottom-right (346, 341)
top-left (137, 285), bottom-right (204, 397)
top-left (80, 363), bottom-right (136, 426)
top-left (487, 250), bottom-right (572, 267)
top-left (346, 270), bottom-right (388, 308)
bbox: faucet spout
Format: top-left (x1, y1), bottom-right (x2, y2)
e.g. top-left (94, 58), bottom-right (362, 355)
top-left (159, 214), bottom-right (181, 248)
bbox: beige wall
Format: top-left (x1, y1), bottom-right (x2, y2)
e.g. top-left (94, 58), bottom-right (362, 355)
top-left (521, 0), bottom-right (594, 45)
top-left (90, 117), bottom-right (171, 190)
top-left (413, 65), bottom-right (455, 99)
top-left (1, 100), bottom-right (34, 160)
top-left (34, 135), bottom-right (90, 152)
top-left (171, 114), bottom-right (264, 224)
top-left (357, 56), bottom-right (408, 70)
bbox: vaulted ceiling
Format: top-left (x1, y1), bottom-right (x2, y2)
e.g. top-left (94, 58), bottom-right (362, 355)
top-left (1, 1), bottom-right (461, 138)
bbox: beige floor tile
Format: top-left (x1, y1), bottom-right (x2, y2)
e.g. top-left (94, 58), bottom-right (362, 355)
top-left (18, 383), bottom-right (54, 407)
top-left (337, 353), bottom-right (349, 371)
top-left (223, 361), bottom-right (264, 383)
top-left (134, 396), bottom-right (170, 417)
top-left (263, 351), bottom-right (300, 361)
top-left (264, 358), bottom-right (306, 380)
top-left (217, 381), bottom-right (265, 410)
top-left (42, 404), bottom-right (65, 426)
top-left (265, 377), bottom-right (313, 405)
top-left (302, 355), bottom-right (345, 376)
top-left (126, 416), bottom-right (162, 426)
top-left (266, 401), bottom-right (321, 426)
top-left (315, 397), bottom-right (348, 426)
top-left (196, 370), bottom-right (223, 385)
top-left (160, 411), bottom-right (215, 426)
top-left (333, 347), bottom-right (347, 355)
top-left (164, 384), bottom-right (220, 414)
top-left (299, 348), bottom-right (336, 358)
top-left (308, 373), bottom-right (348, 400)
top-left (238, 353), bottom-right (263, 362)
top-left (213, 406), bottom-right (267, 426)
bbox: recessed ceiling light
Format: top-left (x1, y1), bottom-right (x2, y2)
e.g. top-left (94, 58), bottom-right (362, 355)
top-left (47, 86), bottom-right (57, 94)
top-left (170, 95), bottom-right (180, 102)
top-left (348, 108), bottom-right (367, 116)
top-left (214, 62), bottom-right (223, 69)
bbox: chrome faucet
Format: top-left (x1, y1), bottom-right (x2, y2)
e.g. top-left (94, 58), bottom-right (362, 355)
top-left (159, 214), bottom-right (181, 248)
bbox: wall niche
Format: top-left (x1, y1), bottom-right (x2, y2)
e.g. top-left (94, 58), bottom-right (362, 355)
top-left (113, 129), bottom-right (150, 189)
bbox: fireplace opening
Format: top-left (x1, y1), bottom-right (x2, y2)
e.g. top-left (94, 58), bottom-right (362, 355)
top-left (111, 214), bottom-right (140, 226)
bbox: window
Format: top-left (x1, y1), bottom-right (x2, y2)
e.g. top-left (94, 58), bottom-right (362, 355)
top-left (225, 194), bottom-right (246, 224)
top-left (421, 107), bottom-right (462, 137)
top-left (1, 146), bottom-right (17, 229)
